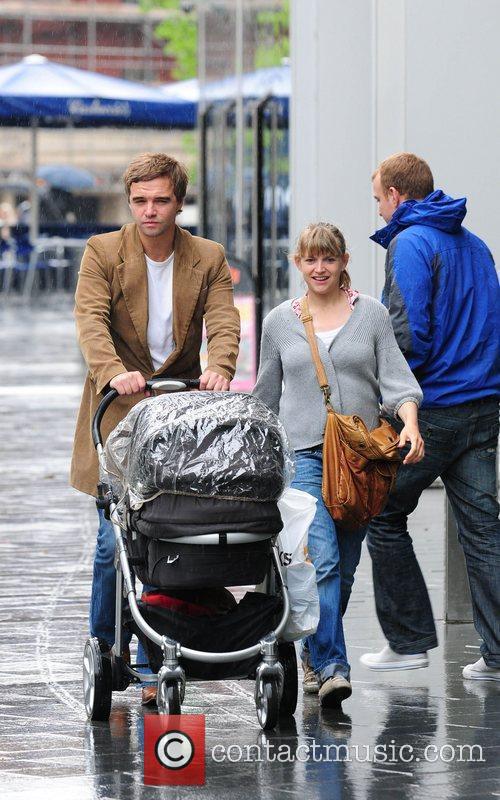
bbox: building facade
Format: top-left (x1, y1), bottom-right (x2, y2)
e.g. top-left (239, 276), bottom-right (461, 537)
top-left (0, 0), bottom-right (172, 81)
top-left (290, 0), bottom-right (500, 297)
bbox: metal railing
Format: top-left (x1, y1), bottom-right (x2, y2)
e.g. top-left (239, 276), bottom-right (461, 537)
top-left (0, 236), bottom-right (87, 299)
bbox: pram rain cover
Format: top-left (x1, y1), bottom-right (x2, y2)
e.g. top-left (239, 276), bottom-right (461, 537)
top-left (103, 392), bottom-right (294, 512)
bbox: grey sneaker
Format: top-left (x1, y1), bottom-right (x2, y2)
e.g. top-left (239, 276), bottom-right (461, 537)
top-left (302, 661), bottom-right (319, 694)
top-left (318, 676), bottom-right (352, 708)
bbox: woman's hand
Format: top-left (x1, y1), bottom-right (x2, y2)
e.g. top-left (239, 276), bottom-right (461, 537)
top-left (397, 401), bottom-right (425, 465)
top-left (398, 424), bottom-right (425, 464)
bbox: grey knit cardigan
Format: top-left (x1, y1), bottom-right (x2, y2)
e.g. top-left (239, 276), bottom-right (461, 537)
top-left (252, 294), bottom-right (423, 451)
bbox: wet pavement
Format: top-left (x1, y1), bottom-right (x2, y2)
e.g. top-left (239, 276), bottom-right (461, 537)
top-left (0, 298), bottom-right (499, 800)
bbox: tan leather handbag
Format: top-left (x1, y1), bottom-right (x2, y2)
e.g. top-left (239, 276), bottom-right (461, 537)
top-left (300, 297), bottom-right (401, 531)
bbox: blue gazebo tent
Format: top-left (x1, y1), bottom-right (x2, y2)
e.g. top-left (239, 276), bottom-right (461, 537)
top-left (0, 54), bottom-right (194, 239)
top-left (0, 54), bottom-right (194, 128)
top-left (160, 65), bottom-right (290, 123)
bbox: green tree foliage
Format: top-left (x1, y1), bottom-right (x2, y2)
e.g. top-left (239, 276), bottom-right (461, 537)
top-left (140, 0), bottom-right (197, 80)
top-left (255, 0), bottom-right (289, 69)
top-left (141, 1), bottom-right (289, 78)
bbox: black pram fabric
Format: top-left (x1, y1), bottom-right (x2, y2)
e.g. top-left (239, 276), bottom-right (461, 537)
top-left (125, 592), bottom-right (282, 680)
top-left (131, 493), bottom-right (283, 539)
top-left (126, 529), bottom-right (272, 588)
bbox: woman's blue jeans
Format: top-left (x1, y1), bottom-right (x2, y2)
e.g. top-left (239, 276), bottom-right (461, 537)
top-left (292, 447), bottom-right (365, 683)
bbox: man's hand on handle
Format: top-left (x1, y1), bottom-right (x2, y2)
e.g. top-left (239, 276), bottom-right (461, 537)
top-left (199, 369), bottom-right (230, 391)
top-left (109, 370), bottom-right (229, 395)
top-left (110, 371), bottom-right (147, 395)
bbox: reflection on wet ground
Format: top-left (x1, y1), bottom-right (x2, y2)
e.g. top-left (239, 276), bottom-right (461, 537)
top-left (0, 300), bottom-right (499, 799)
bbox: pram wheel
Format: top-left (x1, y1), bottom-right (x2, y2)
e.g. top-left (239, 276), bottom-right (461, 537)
top-left (157, 679), bottom-right (182, 715)
top-left (256, 677), bottom-right (280, 730)
top-left (278, 642), bottom-right (298, 718)
top-left (83, 638), bottom-right (112, 721)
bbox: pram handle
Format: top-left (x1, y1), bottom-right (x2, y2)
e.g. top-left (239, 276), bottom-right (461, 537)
top-left (92, 377), bottom-right (201, 448)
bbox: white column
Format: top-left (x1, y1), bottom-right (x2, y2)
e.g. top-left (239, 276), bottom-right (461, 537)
top-left (372, 0), bottom-right (406, 291)
top-left (290, 0), bottom-right (376, 297)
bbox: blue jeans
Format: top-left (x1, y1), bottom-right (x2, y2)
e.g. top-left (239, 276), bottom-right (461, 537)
top-left (90, 508), bottom-right (127, 646)
top-left (292, 447), bottom-right (365, 683)
top-left (367, 399), bottom-right (500, 667)
top-left (90, 509), bottom-right (150, 671)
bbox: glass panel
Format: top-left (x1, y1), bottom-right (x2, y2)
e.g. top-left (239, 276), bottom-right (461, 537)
top-left (261, 99), bottom-right (290, 315)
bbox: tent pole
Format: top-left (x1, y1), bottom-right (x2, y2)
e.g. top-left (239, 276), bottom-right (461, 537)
top-left (30, 118), bottom-right (39, 244)
top-left (234, 0), bottom-right (244, 261)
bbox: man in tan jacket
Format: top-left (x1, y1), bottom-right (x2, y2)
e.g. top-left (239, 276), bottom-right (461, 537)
top-left (71, 153), bottom-right (240, 696)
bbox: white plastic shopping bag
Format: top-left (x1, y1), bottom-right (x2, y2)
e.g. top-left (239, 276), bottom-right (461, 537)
top-left (277, 487), bottom-right (320, 641)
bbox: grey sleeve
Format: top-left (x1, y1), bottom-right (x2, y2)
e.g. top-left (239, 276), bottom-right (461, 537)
top-left (252, 320), bottom-right (283, 415)
top-left (375, 309), bottom-right (423, 416)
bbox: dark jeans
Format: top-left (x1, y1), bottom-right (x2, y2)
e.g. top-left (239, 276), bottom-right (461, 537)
top-left (367, 399), bottom-right (500, 667)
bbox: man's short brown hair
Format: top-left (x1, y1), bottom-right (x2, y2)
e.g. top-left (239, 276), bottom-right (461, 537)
top-left (373, 152), bottom-right (434, 199)
top-left (123, 152), bottom-right (189, 201)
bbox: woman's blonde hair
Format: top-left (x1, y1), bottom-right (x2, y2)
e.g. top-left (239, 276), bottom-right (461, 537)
top-left (293, 222), bottom-right (351, 290)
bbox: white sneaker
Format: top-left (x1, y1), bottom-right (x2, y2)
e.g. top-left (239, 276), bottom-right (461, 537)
top-left (462, 657), bottom-right (500, 682)
top-left (360, 644), bottom-right (428, 671)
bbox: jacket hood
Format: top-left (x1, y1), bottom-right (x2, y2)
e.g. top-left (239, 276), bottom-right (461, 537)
top-left (370, 190), bottom-right (467, 249)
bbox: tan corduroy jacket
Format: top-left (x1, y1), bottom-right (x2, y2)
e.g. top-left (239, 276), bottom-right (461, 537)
top-left (70, 223), bottom-right (240, 496)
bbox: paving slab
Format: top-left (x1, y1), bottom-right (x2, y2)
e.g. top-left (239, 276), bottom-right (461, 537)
top-left (0, 299), bottom-right (498, 800)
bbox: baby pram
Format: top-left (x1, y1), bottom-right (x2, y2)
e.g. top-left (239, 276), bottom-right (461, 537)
top-left (83, 378), bottom-right (297, 731)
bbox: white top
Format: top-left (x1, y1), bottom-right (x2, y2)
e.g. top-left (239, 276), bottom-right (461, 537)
top-left (315, 324), bottom-right (345, 349)
top-left (146, 252), bottom-right (174, 370)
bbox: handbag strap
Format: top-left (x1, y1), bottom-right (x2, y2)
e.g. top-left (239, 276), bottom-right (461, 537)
top-left (299, 296), bottom-right (333, 409)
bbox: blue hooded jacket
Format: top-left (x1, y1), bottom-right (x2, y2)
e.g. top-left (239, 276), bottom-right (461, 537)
top-left (371, 190), bottom-right (500, 407)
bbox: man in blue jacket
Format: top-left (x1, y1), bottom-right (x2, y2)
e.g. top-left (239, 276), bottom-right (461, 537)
top-left (361, 152), bottom-right (500, 681)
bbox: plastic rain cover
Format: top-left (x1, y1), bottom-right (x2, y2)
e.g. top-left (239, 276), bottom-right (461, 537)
top-left (103, 392), bottom-right (294, 511)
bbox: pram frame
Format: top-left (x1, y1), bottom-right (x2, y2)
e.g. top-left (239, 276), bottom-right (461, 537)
top-left (83, 379), bottom-right (295, 731)
top-left (107, 497), bottom-right (290, 666)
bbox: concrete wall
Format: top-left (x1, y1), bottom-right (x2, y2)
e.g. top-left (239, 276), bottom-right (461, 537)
top-left (290, 0), bottom-right (500, 297)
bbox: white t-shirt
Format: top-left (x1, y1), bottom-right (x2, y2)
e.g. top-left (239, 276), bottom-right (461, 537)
top-left (145, 252), bottom-right (174, 370)
top-left (315, 324), bottom-right (344, 349)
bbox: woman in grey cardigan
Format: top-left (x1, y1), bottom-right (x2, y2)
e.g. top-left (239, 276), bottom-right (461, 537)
top-left (253, 222), bottom-right (424, 709)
